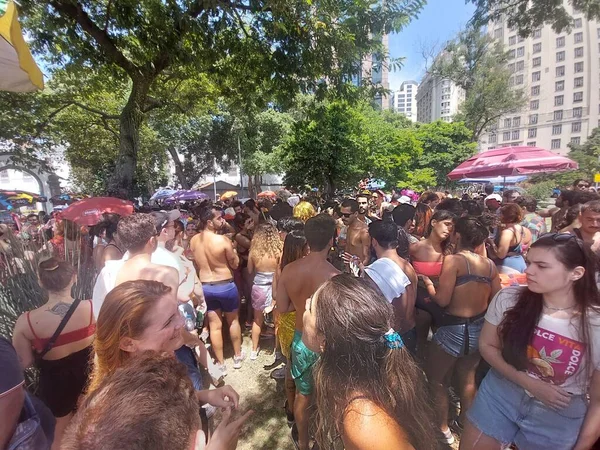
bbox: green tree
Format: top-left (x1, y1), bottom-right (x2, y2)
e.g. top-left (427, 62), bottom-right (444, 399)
top-left (414, 120), bottom-right (478, 188)
top-left (431, 26), bottom-right (526, 141)
top-left (470, 0), bottom-right (600, 37)
top-left (11, 0), bottom-right (425, 196)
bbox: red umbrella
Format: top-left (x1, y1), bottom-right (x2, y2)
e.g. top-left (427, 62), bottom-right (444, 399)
top-left (447, 146), bottom-right (578, 181)
top-left (257, 190), bottom-right (277, 198)
top-left (61, 197), bottom-right (134, 226)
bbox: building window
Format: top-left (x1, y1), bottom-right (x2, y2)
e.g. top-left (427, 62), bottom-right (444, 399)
top-left (512, 130), bottom-right (520, 140)
top-left (504, 118), bottom-right (511, 128)
top-left (516, 74), bottom-right (524, 85)
top-left (575, 47), bottom-right (584, 58)
top-left (574, 18), bottom-right (582, 28)
top-left (556, 36), bottom-right (565, 47)
top-left (574, 32), bottom-right (583, 44)
top-left (503, 131), bottom-right (511, 141)
top-left (554, 110), bottom-right (563, 120)
top-left (555, 80), bottom-right (564, 91)
top-left (533, 43), bottom-right (542, 53)
top-left (556, 66), bottom-right (565, 76)
top-left (532, 71), bottom-right (541, 82)
top-left (508, 49), bottom-right (515, 59)
top-left (528, 128), bottom-right (537, 138)
top-left (508, 63), bottom-right (515, 73)
top-left (571, 137), bottom-right (581, 145)
top-left (554, 95), bottom-right (564, 106)
top-left (516, 60), bottom-right (524, 71)
top-left (494, 28), bottom-right (503, 39)
top-left (527, 141), bottom-right (537, 146)
top-left (572, 122), bottom-right (582, 133)
top-left (529, 114), bottom-right (538, 124)
top-left (517, 46), bottom-right (525, 57)
top-left (533, 29), bottom-right (542, 39)
top-left (551, 139), bottom-right (561, 150)
top-left (513, 117), bottom-right (521, 127)
top-left (575, 61), bottom-right (584, 73)
top-left (556, 51), bottom-right (565, 62)
top-left (489, 133), bottom-right (497, 143)
top-left (575, 77), bottom-right (584, 87)
top-left (573, 107), bottom-right (583, 117)
top-left (509, 77), bottom-right (515, 87)
top-left (531, 85), bottom-right (540, 96)
top-left (552, 124), bottom-right (562, 135)
top-left (573, 92), bottom-right (584, 102)
top-left (530, 100), bottom-right (539, 110)
top-left (518, 36), bottom-right (525, 43)
top-left (532, 56), bottom-right (541, 67)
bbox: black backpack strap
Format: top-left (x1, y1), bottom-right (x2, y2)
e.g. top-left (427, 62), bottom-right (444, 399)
top-left (37, 298), bottom-right (82, 359)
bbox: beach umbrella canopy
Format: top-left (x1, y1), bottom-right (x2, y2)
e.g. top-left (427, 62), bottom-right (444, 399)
top-left (150, 188), bottom-right (177, 201)
top-left (61, 197), bottom-right (134, 226)
top-left (164, 190), bottom-right (209, 203)
top-left (257, 190), bottom-right (277, 198)
top-left (0, 0), bottom-right (44, 92)
top-left (220, 191), bottom-right (238, 200)
top-left (448, 146), bottom-right (578, 181)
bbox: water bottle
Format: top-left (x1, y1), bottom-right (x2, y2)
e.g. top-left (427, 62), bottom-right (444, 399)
top-left (178, 302), bottom-right (197, 332)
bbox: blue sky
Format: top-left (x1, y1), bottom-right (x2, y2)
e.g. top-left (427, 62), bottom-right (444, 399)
top-left (388, 0), bottom-right (475, 90)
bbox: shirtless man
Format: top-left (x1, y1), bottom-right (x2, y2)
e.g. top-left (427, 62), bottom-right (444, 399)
top-left (573, 200), bottom-right (600, 254)
top-left (190, 206), bottom-right (244, 371)
top-left (356, 194), bottom-right (372, 225)
top-left (364, 220), bottom-right (418, 355)
top-left (276, 214), bottom-right (340, 450)
top-left (340, 198), bottom-right (370, 266)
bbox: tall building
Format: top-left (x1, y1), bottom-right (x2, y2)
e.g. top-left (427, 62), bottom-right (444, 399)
top-left (354, 34), bottom-right (391, 110)
top-left (416, 70), bottom-right (465, 123)
top-left (391, 80), bottom-right (418, 121)
top-left (480, 2), bottom-right (600, 154)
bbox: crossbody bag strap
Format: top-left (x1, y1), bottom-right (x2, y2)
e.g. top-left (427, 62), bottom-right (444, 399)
top-left (37, 298), bottom-right (82, 360)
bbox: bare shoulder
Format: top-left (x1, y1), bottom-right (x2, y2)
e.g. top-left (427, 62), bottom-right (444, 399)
top-left (343, 398), bottom-right (413, 450)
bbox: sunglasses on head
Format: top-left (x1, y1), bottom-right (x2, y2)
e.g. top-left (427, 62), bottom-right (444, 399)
top-left (542, 232), bottom-right (585, 252)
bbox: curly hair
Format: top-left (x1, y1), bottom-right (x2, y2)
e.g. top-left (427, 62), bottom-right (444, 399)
top-left (293, 201), bottom-right (316, 223)
top-left (249, 222), bottom-right (283, 261)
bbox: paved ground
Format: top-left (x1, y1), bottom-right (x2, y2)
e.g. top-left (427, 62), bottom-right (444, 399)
top-left (210, 330), bottom-right (459, 450)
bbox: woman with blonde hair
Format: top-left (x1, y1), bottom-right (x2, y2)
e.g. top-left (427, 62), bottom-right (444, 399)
top-left (90, 279), bottom-right (239, 409)
top-left (293, 201), bottom-right (316, 223)
top-left (12, 257), bottom-right (95, 450)
top-left (248, 222), bottom-right (283, 360)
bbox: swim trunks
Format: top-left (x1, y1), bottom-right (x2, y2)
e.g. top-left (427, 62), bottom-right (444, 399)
top-left (203, 281), bottom-right (239, 313)
top-left (291, 331), bottom-right (319, 396)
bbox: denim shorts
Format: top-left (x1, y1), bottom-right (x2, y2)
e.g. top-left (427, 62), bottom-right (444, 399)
top-left (467, 370), bottom-right (588, 449)
top-left (432, 316), bottom-right (484, 357)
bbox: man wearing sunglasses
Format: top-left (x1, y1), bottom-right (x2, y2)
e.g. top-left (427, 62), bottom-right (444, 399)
top-left (340, 198), bottom-right (371, 267)
top-left (573, 200), bottom-right (600, 255)
top-left (573, 179), bottom-right (591, 191)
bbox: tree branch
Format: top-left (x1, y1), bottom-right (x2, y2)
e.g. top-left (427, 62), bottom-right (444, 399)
top-left (35, 103), bottom-right (73, 137)
top-left (71, 102), bottom-right (120, 119)
top-left (50, 0), bottom-right (139, 75)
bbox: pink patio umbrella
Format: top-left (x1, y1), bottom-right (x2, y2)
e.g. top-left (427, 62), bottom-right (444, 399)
top-left (447, 146), bottom-right (579, 181)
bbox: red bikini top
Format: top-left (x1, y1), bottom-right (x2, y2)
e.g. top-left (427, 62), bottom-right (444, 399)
top-left (27, 301), bottom-right (96, 353)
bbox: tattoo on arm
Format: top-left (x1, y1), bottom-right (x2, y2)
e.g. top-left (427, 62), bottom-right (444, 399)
top-left (47, 302), bottom-right (72, 318)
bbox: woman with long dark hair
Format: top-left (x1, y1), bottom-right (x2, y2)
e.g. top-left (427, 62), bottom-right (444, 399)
top-left (420, 216), bottom-right (501, 444)
top-left (409, 209), bottom-right (455, 360)
top-left (303, 274), bottom-right (436, 450)
top-left (487, 203), bottom-right (531, 274)
top-left (460, 234), bottom-right (600, 449)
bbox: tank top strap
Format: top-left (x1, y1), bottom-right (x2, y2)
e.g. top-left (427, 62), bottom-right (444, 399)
top-left (88, 300), bottom-right (94, 326)
top-left (26, 311), bottom-right (41, 341)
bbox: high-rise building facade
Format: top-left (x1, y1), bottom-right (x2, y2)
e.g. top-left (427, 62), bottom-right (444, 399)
top-left (354, 34), bottom-right (391, 110)
top-left (416, 71), bottom-right (465, 123)
top-left (391, 80), bottom-right (418, 121)
top-left (480, 2), bottom-right (600, 154)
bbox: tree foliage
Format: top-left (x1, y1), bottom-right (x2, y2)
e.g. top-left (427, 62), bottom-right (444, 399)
top-left (470, 0), bottom-right (600, 37)
top-left (8, 0), bottom-right (426, 197)
top-left (431, 27), bottom-right (526, 141)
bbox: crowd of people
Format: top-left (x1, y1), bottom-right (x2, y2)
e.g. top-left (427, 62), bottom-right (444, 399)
top-left (1, 182), bottom-right (600, 450)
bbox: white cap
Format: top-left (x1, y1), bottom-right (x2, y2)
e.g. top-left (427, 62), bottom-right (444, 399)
top-left (484, 194), bottom-right (502, 203)
top-left (398, 195), bottom-right (411, 204)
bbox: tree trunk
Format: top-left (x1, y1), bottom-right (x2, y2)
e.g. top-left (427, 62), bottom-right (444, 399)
top-left (108, 78), bottom-right (150, 198)
top-left (167, 147), bottom-right (190, 190)
top-left (254, 174), bottom-right (262, 194)
top-left (325, 175), bottom-right (335, 196)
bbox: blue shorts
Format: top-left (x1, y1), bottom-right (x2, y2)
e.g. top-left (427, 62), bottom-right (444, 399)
top-left (175, 346), bottom-right (203, 391)
top-left (432, 315), bottom-right (484, 357)
top-left (203, 282), bottom-right (239, 313)
top-left (467, 370), bottom-right (588, 449)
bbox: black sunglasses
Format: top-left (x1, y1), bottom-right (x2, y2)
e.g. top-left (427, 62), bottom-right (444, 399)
top-left (341, 213), bottom-right (353, 218)
top-left (578, 183), bottom-right (589, 188)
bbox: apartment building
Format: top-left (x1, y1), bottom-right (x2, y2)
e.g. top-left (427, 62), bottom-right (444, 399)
top-left (353, 35), bottom-right (391, 110)
top-left (480, 3), bottom-right (600, 154)
top-left (391, 81), bottom-right (418, 121)
top-left (416, 71), bottom-right (465, 123)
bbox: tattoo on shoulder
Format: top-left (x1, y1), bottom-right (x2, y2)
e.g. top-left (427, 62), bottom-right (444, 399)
top-left (48, 302), bottom-right (72, 318)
